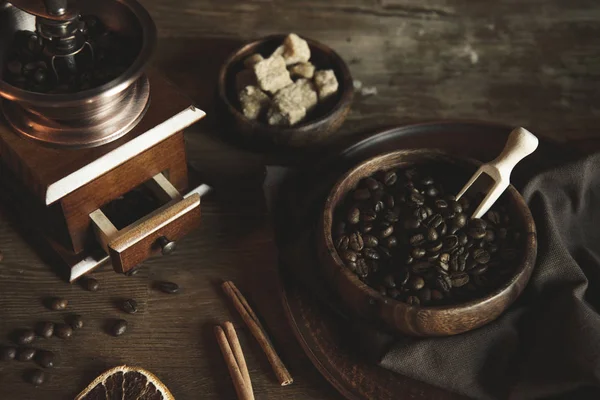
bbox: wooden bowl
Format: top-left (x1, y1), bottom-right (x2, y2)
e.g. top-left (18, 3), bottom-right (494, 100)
top-left (216, 34), bottom-right (354, 149)
top-left (317, 149), bottom-right (537, 337)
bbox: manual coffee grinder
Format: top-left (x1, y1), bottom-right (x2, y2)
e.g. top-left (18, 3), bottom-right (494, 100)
top-left (0, 0), bottom-right (208, 282)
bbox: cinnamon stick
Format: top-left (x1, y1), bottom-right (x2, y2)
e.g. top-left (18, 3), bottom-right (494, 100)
top-left (214, 325), bottom-right (254, 400)
top-left (222, 281), bottom-right (294, 386)
top-left (223, 321), bottom-right (254, 398)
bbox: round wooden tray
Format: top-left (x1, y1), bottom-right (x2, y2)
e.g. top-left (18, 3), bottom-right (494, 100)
top-left (274, 121), bottom-right (579, 400)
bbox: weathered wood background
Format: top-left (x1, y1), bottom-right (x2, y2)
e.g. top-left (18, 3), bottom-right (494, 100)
top-left (1, 0), bottom-right (600, 399)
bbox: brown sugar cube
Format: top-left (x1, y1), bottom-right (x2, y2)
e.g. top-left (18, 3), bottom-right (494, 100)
top-left (238, 85), bottom-right (271, 120)
top-left (253, 55), bottom-right (293, 94)
top-left (289, 62), bottom-right (315, 79)
top-left (235, 69), bottom-right (257, 92)
top-left (276, 78), bottom-right (317, 111)
top-left (281, 33), bottom-right (311, 66)
top-left (314, 69), bottom-right (339, 101)
top-left (267, 95), bottom-right (306, 126)
top-left (243, 53), bottom-right (264, 69)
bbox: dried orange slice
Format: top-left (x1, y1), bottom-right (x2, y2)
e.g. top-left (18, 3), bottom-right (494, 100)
top-left (75, 365), bottom-right (175, 400)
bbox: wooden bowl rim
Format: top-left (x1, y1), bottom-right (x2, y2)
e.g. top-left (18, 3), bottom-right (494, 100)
top-left (321, 148), bottom-right (537, 314)
top-left (217, 33), bottom-right (354, 133)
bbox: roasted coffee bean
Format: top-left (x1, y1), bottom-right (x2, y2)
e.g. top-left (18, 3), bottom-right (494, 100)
top-left (341, 250), bottom-right (358, 263)
top-left (36, 322), bottom-right (54, 339)
top-left (347, 207), bottom-right (360, 225)
top-left (112, 319), bottom-right (128, 336)
top-left (421, 176), bottom-right (434, 186)
top-left (406, 296), bottom-right (420, 305)
top-left (468, 218), bottom-right (487, 239)
top-left (452, 201), bottom-right (463, 214)
top-left (412, 207), bottom-right (429, 222)
top-left (418, 288), bottom-right (432, 302)
top-left (17, 329), bottom-right (36, 345)
top-left (373, 200), bottom-right (384, 213)
top-left (158, 281), bottom-right (180, 294)
top-left (372, 188), bottom-right (385, 202)
top-left (451, 272), bottom-right (469, 287)
top-left (435, 199), bottom-right (448, 210)
top-left (451, 213), bottom-right (467, 231)
top-left (347, 261), bottom-right (357, 272)
top-left (385, 236), bottom-right (398, 248)
top-left (364, 177), bottom-right (380, 191)
top-left (383, 171), bottom-right (398, 186)
top-left (442, 235), bottom-right (459, 251)
top-left (383, 274), bottom-right (396, 288)
top-left (353, 188), bottom-right (371, 200)
top-left (409, 276), bottom-right (425, 291)
top-left (49, 298), bottom-right (68, 311)
top-left (411, 262), bottom-right (431, 275)
top-left (458, 232), bottom-right (469, 246)
top-left (427, 227), bottom-right (439, 242)
top-left (360, 222), bottom-right (373, 233)
top-left (378, 225), bottom-right (394, 239)
top-left (384, 210), bottom-right (399, 222)
top-left (82, 276), bottom-right (100, 292)
top-left (409, 233), bottom-right (426, 246)
top-left (427, 241), bottom-right (443, 255)
top-left (425, 186), bottom-right (439, 197)
top-left (411, 248), bottom-right (426, 259)
top-left (18, 347), bottom-right (36, 362)
top-left (459, 196), bottom-right (470, 210)
top-left (363, 248), bottom-right (380, 260)
top-left (54, 324), bottom-right (73, 339)
top-left (431, 289), bottom-right (444, 301)
top-left (409, 191), bottom-right (425, 205)
top-left (363, 235), bottom-right (379, 248)
top-left (470, 263), bottom-right (488, 276)
top-left (473, 248), bottom-right (491, 264)
top-left (361, 209), bottom-right (377, 222)
top-left (349, 232), bottom-right (364, 251)
top-left (1, 346), bottom-right (16, 361)
top-left (35, 350), bottom-right (55, 368)
top-left (335, 236), bottom-right (349, 252)
top-left (440, 253), bottom-right (450, 265)
top-left (424, 214), bottom-right (443, 229)
top-left (356, 259), bottom-right (369, 278)
top-left (435, 273), bottom-right (452, 293)
top-left (484, 230), bottom-right (495, 242)
top-left (69, 315), bottom-right (84, 330)
top-left (436, 260), bottom-right (449, 272)
top-left (383, 193), bottom-right (395, 209)
top-left (427, 253), bottom-right (440, 262)
top-left (28, 369), bottom-right (45, 386)
top-left (450, 253), bottom-right (460, 272)
top-left (438, 222), bottom-right (448, 236)
top-left (465, 258), bottom-right (478, 271)
top-left (424, 206), bottom-right (433, 217)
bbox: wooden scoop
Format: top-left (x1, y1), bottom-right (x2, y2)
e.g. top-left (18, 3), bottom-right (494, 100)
top-left (456, 127), bottom-right (539, 219)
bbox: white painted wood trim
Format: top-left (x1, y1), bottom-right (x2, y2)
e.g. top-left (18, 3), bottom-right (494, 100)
top-left (45, 105), bottom-right (206, 205)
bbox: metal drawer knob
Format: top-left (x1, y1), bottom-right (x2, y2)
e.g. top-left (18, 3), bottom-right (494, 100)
top-left (157, 236), bottom-right (176, 255)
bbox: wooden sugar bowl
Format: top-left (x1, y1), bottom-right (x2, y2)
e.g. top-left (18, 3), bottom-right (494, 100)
top-left (0, 0), bottom-right (207, 281)
top-left (317, 149), bottom-right (538, 337)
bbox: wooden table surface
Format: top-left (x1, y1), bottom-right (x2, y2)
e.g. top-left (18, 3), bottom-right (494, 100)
top-left (1, 1), bottom-right (600, 399)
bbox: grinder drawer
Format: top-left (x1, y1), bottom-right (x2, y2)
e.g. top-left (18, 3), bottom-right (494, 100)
top-left (89, 172), bottom-right (202, 273)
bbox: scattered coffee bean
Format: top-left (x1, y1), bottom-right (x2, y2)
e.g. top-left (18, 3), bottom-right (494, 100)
top-left (27, 369), bottom-right (45, 386)
top-left (1, 345), bottom-right (16, 361)
top-left (49, 298), bottom-right (68, 311)
top-left (54, 324), bottom-right (73, 339)
top-left (122, 299), bottom-right (138, 314)
top-left (157, 281), bottom-right (180, 294)
top-left (18, 347), bottom-right (36, 362)
top-left (69, 315), bottom-right (84, 330)
top-left (81, 276), bottom-right (100, 292)
top-left (35, 350), bottom-right (55, 368)
top-left (17, 329), bottom-right (36, 345)
top-left (36, 322), bottom-right (54, 339)
top-left (112, 319), bottom-right (128, 336)
top-left (383, 171), bottom-right (397, 186)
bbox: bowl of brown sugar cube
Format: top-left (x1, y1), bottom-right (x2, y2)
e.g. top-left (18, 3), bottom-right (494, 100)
top-left (217, 33), bottom-right (354, 148)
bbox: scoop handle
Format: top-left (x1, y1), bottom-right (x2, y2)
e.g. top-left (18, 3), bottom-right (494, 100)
top-left (489, 127), bottom-right (539, 180)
